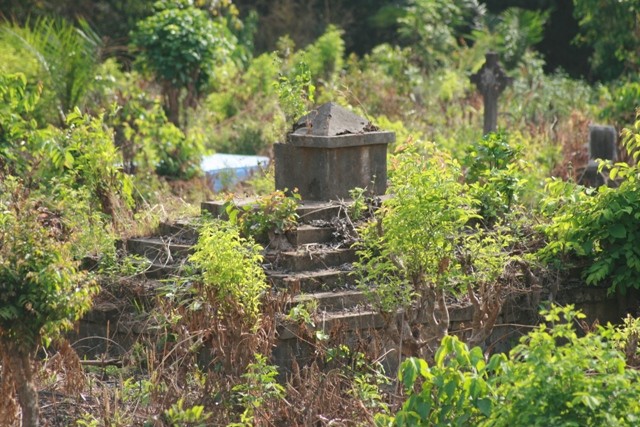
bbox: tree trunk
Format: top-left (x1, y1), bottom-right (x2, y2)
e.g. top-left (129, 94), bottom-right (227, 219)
top-left (4, 343), bottom-right (38, 427)
top-left (162, 83), bottom-right (181, 129)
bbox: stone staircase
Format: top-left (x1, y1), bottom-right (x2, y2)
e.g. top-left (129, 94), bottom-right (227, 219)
top-left (79, 196), bottom-right (546, 370)
top-left (121, 199), bottom-right (377, 352)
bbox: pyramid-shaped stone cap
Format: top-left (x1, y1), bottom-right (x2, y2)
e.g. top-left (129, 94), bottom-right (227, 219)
top-left (287, 102), bottom-right (395, 148)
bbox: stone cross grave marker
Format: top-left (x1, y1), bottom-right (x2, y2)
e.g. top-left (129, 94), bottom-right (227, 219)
top-left (579, 124), bottom-right (618, 187)
top-left (470, 52), bottom-right (513, 135)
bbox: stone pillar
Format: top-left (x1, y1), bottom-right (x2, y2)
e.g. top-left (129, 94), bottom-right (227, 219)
top-left (274, 102), bottom-right (395, 201)
top-left (470, 52), bottom-right (512, 135)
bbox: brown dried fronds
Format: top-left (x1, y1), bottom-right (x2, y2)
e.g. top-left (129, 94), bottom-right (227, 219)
top-left (281, 360), bottom-right (377, 426)
top-left (552, 110), bottom-right (591, 181)
top-left (41, 340), bottom-right (86, 396)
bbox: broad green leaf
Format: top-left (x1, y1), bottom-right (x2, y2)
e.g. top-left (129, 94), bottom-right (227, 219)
top-left (477, 398), bottom-right (492, 416)
top-left (400, 358), bottom-right (421, 390)
top-left (610, 223), bottom-right (627, 239)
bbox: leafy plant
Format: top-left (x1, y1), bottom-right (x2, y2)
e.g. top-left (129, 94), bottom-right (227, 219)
top-left (379, 306), bottom-right (640, 427)
top-left (226, 189), bottom-right (300, 243)
top-left (458, 224), bottom-right (515, 347)
top-left (326, 345), bottom-right (390, 412)
top-left (354, 142), bottom-right (478, 355)
top-left (355, 143), bottom-right (476, 313)
top-left (538, 115), bottom-right (640, 293)
top-left (54, 109), bottom-right (134, 218)
top-left (164, 398), bottom-right (212, 426)
top-left (599, 80), bottom-right (640, 128)
top-left (573, 0), bottom-right (640, 80)
top-left (286, 300), bottom-right (318, 327)
top-left (274, 60), bottom-right (316, 124)
top-left (189, 219), bottom-right (267, 325)
top-left (292, 24), bottom-right (345, 84)
top-left (231, 354), bottom-right (284, 426)
top-left (463, 131), bottom-right (524, 222)
top-left (348, 187), bottom-right (370, 222)
top-left (0, 177), bottom-right (98, 427)
top-left (470, 8), bottom-right (549, 70)
top-left (0, 73), bottom-right (41, 175)
top-left (376, 336), bottom-right (503, 426)
top-left (152, 122), bottom-right (203, 181)
top-left (398, 0), bottom-right (481, 70)
top-left (2, 17), bottom-right (102, 124)
top-left (486, 305), bottom-right (640, 426)
top-left (131, 0), bottom-right (235, 128)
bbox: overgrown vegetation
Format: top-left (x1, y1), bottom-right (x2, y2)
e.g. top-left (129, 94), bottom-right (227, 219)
top-left (539, 115), bottom-right (640, 294)
top-left (380, 305), bottom-right (640, 427)
top-left (1, 0), bottom-right (640, 424)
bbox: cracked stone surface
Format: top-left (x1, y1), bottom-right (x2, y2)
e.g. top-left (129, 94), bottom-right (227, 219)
top-left (292, 102), bottom-right (377, 137)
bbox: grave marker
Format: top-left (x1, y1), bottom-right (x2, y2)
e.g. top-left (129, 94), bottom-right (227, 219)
top-left (471, 52), bottom-right (513, 135)
top-left (579, 124), bottom-right (618, 187)
top-left (274, 102), bottom-right (395, 201)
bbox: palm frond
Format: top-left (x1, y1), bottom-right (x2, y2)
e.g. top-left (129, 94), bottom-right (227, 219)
top-left (2, 17), bottom-right (103, 122)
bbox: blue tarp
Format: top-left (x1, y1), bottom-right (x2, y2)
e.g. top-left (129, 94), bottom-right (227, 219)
top-left (201, 153), bottom-right (270, 191)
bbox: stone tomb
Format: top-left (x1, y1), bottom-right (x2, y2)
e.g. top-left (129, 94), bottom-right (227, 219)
top-left (274, 102), bottom-right (395, 201)
top-left (580, 124), bottom-right (618, 187)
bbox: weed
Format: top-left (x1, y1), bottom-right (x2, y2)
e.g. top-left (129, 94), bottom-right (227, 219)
top-left (226, 189), bottom-right (300, 244)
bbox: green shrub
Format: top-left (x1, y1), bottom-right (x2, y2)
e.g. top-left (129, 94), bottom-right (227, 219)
top-left (573, 0), bottom-right (640, 80)
top-left (0, 177), bottom-right (99, 426)
top-left (292, 24), bottom-right (345, 84)
top-left (226, 190), bottom-right (300, 243)
top-left (231, 354), bottom-right (284, 426)
top-left (486, 305), bottom-right (640, 426)
top-left (463, 132), bottom-right (525, 222)
top-left (152, 124), bottom-right (203, 181)
top-left (164, 399), bottom-right (212, 426)
top-left (379, 305), bottom-right (640, 427)
top-left (2, 17), bottom-right (102, 124)
top-left (398, 0), bottom-right (479, 70)
top-left (1, 72), bottom-right (132, 220)
top-left (131, 0), bottom-right (235, 127)
top-left (376, 336), bottom-right (502, 426)
top-left (538, 116), bottom-right (640, 293)
top-left (189, 220), bottom-right (267, 325)
top-left (599, 80), bottom-right (640, 128)
top-left (501, 52), bottom-right (596, 126)
top-left (274, 60), bottom-right (315, 124)
top-left (470, 8), bottom-right (548, 70)
top-left (355, 142), bottom-right (477, 313)
top-left (326, 345), bottom-right (389, 412)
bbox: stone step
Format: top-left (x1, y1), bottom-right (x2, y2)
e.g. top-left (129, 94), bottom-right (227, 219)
top-left (126, 237), bottom-right (194, 264)
top-left (295, 201), bottom-right (345, 223)
top-left (159, 216), bottom-right (336, 247)
top-left (201, 199), bottom-right (349, 224)
top-left (157, 219), bottom-right (200, 242)
top-left (288, 290), bottom-right (368, 312)
top-left (201, 198), bottom-right (256, 219)
top-left (286, 224), bottom-right (336, 246)
top-left (278, 309), bottom-right (383, 340)
top-left (137, 262), bottom-right (187, 280)
top-left (268, 247), bottom-right (357, 272)
top-left (267, 268), bottom-right (356, 293)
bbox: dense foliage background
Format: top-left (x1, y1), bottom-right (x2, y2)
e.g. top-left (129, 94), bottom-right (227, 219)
top-left (2, 0), bottom-right (640, 425)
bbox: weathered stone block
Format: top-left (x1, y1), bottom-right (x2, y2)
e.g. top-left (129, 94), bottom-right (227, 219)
top-left (275, 102), bottom-right (395, 201)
